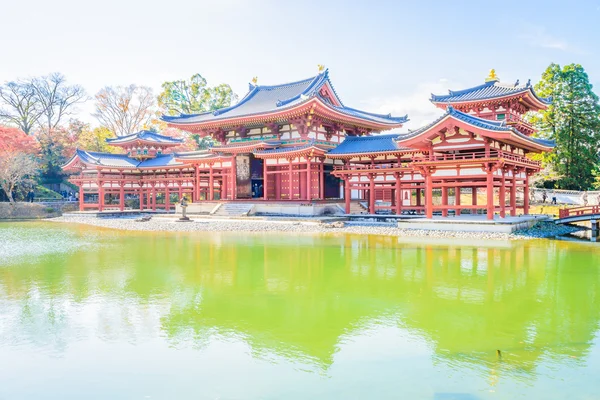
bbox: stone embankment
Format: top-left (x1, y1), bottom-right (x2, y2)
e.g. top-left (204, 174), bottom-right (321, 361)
top-left (0, 203), bottom-right (62, 219)
top-left (50, 215), bottom-right (580, 241)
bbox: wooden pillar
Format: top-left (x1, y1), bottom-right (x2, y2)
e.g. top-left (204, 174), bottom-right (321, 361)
top-left (499, 169), bottom-right (506, 218)
top-left (486, 168), bottom-right (494, 220)
top-left (195, 164), bottom-right (200, 202)
top-left (510, 170), bottom-right (517, 217)
top-left (152, 186), bottom-right (157, 211)
top-left (119, 184), bottom-right (125, 211)
top-left (455, 187), bottom-right (461, 216)
top-left (98, 181), bottom-right (104, 211)
top-left (139, 188), bottom-right (144, 210)
top-left (306, 158), bottom-right (312, 200)
top-left (395, 173), bottom-right (402, 215)
top-left (79, 185), bottom-right (84, 211)
top-left (263, 161), bottom-right (268, 200)
top-left (288, 161), bottom-right (293, 200)
top-left (441, 185), bottom-right (448, 217)
top-left (231, 157), bottom-right (237, 200)
top-left (319, 160), bottom-right (325, 200)
top-left (425, 172), bottom-right (433, 219)
top-left (344, 176), bottom-right (351, 214)
top-left (472, 187), bottom-right (477, 206)
top-left (275, 168), bottom-right (281, 200)
top-left (369, 174), bottom-right (375, 214)
top-left (209, 164), bottom-right (214, 201)
top-left (524, 172), bottom-right (530, 215)
top-left (165, 187), bottom-right (170, 213)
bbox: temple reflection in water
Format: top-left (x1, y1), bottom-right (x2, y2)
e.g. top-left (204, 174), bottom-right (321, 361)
top-left (1, 227), bottom-right (600, 385)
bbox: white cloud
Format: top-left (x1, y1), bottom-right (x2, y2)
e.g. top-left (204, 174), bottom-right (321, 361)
top-left (360, 79), bottom-right (461, 132)
top-left (520, 25), bottom-right (581, 53)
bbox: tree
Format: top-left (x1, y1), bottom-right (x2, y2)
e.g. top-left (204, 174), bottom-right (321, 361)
top-left (158, 73), bottom-right (237, 116)
top-left (93, 85), bottom-right (156, 137)
top-left (534, 63), bottom-right (600, 190)
top-left (0, 126), bottom-right (39, 202)
top-left (76, 126), bottom-right (118, 153)
top-left (33, 73), bottom-right (87, 134)
top-left (0, 80), bottom-right (45, 134)
top-left (36, 120), bottom-right (81, 183)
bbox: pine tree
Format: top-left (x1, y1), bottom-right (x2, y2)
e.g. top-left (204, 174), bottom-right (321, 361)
top-left (534, 63), bottom-right (600, 190)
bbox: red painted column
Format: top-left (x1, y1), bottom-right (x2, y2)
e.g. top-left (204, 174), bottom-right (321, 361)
top-left (369, 174), bottom-right (375, 214)
top-left (139, 188), bottom-right (144, 210)
top-left (319, 160), bottom-right (325, 200)
top-left (275, 168), bottom-right (281, 200)
top-left (195, 164), bottom-right (200, 202)
top-left (306, 159), bottom-right (312, 200)
top-left (263, 161), bottom-right (268, 200)
top-left (231, 157), bottom-right (237, 200)
top-left (425, 172), bottom-right (433, 219)
top-left (288, 161), bottom-right (293, 201)
top-left (499, 169), bottom-right (506, 218)
top-left (486, 169), bottom-right (494, 220)
top-left (98, 177), bottom-right (104, 211)
top-left (441, 184), bottom-right (448, 217)
top-left (209, 164), bottom-right (214, 201)
top-left (165, 187), bottom-right (170, 213)
top-left (222, 173), bottom-right (228, 200)
top-left (455, 187), bottom-right (461, 216)
top-left (472, 187), bottom-right (477, 207)
top-left (395, 173), bottom-right (402, 215)
top-left (524, 172), bottom-right (530, 215)
top-left (152, 186), bottom-right (157, 211)
top-left (344, 176), bottom-right (351, 214)
top-left (119, 184), bottom-right (125, 211)
top-left (510, 171), bottom-right (517, 217)
top-left (79, 185), bottom-right (84, 211)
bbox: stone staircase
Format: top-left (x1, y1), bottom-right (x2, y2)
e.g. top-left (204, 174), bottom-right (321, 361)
top-left (344, 201), bottom-right (369, 215)
top-left (212, 202), bottom-right (254, 217)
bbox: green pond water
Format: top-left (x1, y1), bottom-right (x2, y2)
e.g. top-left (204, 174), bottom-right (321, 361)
top-left (1, 221), bottom-right (600, 400)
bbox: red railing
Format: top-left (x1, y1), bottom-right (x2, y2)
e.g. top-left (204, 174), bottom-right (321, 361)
top-left (411, 150), bottom-right (541, 167)
top-left (333, 163), bottom-right (404, 171)
top-left (559, 206), bottom-right (600, 219)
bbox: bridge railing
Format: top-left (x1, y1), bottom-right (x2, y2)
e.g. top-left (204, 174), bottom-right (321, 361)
top-left (558, 206), bottom-right (600, 219)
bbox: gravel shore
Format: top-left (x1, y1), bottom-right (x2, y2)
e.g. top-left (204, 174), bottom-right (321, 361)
top-left (49, 215), bottom-right (581, 241)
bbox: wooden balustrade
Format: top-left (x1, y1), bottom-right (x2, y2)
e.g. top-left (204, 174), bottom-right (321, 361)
top-left (559, 206), bottom-right (600, 219)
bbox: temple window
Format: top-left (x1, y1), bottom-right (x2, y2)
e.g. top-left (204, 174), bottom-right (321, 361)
top-left (496, 113), bottom-right (506, 121)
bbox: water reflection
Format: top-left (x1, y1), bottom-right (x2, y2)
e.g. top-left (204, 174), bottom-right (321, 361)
top-left (1, 222), bottom-right (600, 397)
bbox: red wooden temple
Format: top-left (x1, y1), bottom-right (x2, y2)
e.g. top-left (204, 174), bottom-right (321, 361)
top-left (64, 69), bottom-right (553, 219)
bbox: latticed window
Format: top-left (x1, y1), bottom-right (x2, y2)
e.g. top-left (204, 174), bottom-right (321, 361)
top-left (496, 113), bottom-right (506, 121)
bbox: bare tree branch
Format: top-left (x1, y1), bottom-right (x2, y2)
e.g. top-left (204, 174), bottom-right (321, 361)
top-left (93, 85), bottom-right (156, 136)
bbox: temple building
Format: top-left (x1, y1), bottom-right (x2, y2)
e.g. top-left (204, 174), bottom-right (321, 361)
top-left (63, 69), bottom-right (553, 218)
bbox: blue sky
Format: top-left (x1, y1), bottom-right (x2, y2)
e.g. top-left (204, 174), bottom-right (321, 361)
top-left (1, 0), bottom-right (599, 129)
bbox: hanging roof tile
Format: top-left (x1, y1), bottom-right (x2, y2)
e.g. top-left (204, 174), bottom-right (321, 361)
top-left (430, 80), bottom-right (550, 105)
top-left (106, 130), bottom-right (184, 145)
top-left (161, 70), bottom-right (406, 127)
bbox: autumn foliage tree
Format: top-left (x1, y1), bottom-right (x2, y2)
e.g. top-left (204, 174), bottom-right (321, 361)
top-left (0, 126), bottom-right (39, 202)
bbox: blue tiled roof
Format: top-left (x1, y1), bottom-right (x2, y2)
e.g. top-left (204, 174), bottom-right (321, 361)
top-left (327, 134), bottom-right (408, 155)
top-left (106, 130), bottom-right (183, 144)
top-left (397, 106), bottom-right (555, 148)
top-left (74, 150), bottom-right (140, 168)
top-left (71, 150), bottom-right (185, 168)
top-left (431, 80), bottom-right (551, 105)
top-left (137, 154), bottom-right (183, 168)
top-left (161, 70), bottom-right (405, 127)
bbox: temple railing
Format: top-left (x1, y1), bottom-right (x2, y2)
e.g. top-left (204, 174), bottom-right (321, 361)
top-left (333, 163), bottom-right (406, 171)
top-left (411, 150), bottom-right (541, 167)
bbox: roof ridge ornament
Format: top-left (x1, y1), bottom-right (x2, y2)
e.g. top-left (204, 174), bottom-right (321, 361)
top-left (485, 69), bottom-right (499, 83)
top-left (318, 64), bottom-right (325, 73)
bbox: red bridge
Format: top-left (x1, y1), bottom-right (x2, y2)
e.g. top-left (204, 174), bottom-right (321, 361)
top-left (556, 206), bottom-right (600, 227)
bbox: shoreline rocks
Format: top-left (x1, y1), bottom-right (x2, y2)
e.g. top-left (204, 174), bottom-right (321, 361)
top-left (47, 215), bottom-right (582, 241)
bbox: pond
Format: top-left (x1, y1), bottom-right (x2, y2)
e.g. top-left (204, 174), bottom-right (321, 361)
top-left (1, 221), bottom-right (599, 399)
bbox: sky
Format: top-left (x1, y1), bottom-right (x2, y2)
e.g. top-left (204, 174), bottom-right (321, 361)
top-left (1, 0), bottom-right (599, 131)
